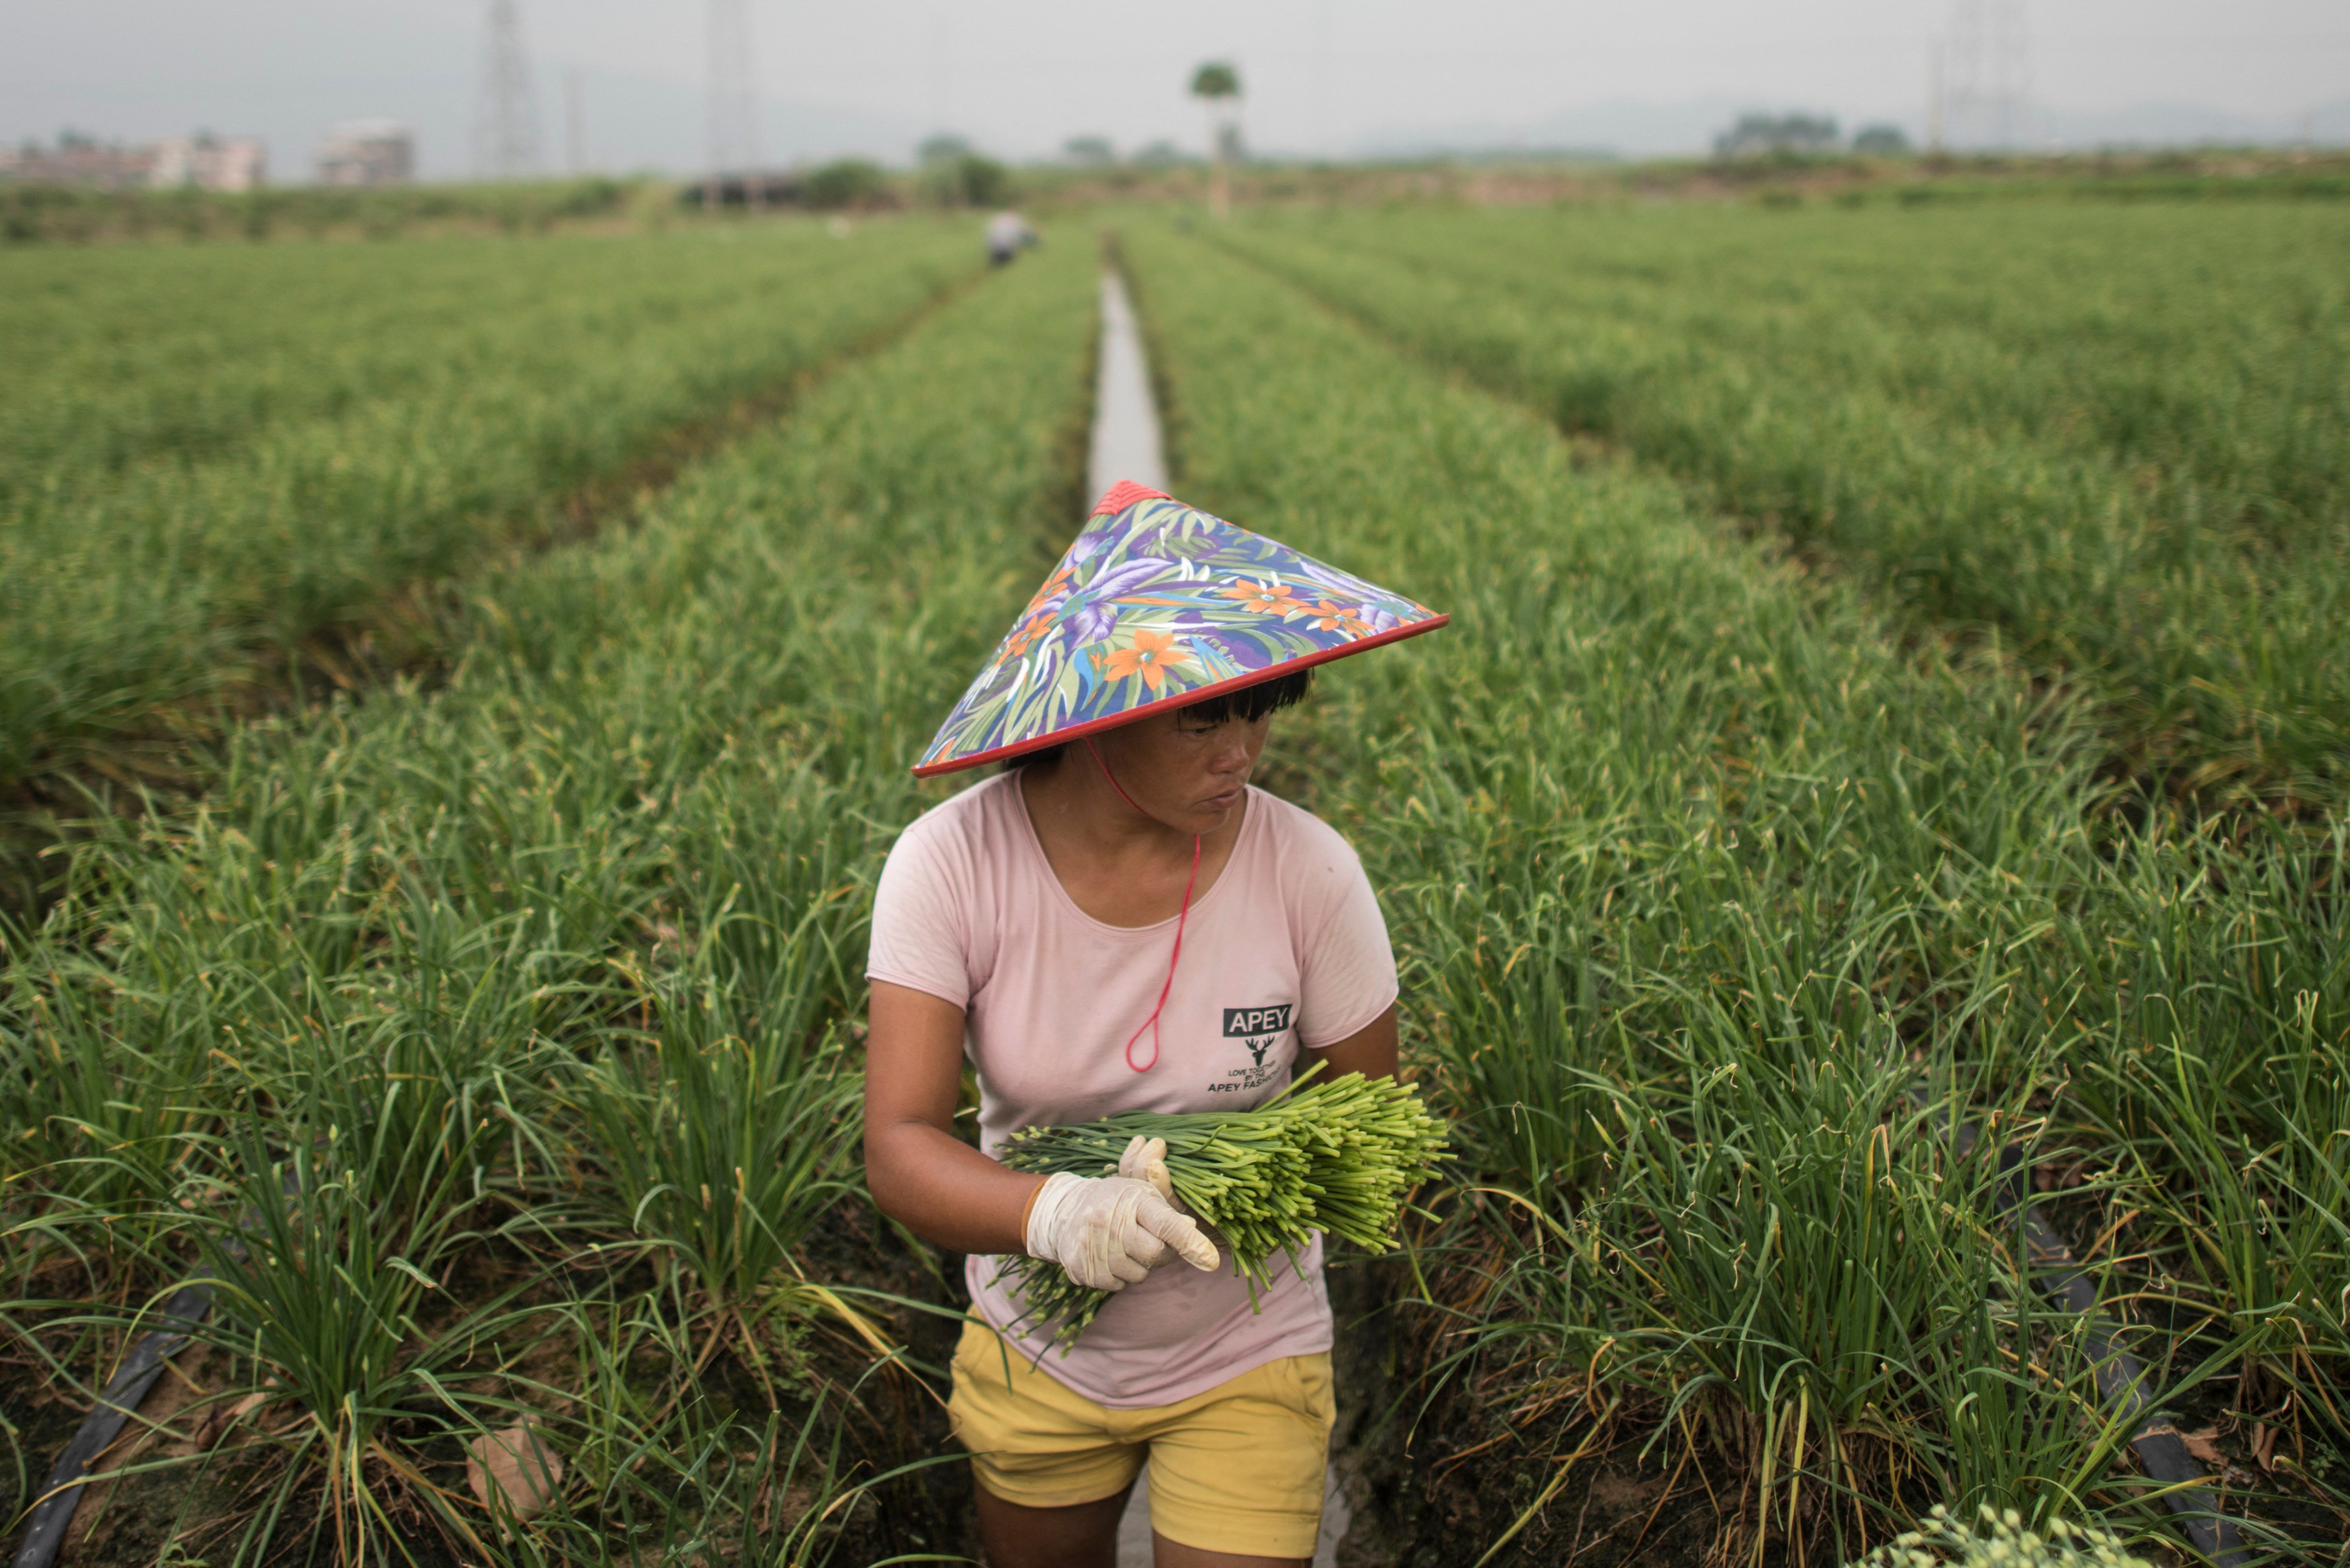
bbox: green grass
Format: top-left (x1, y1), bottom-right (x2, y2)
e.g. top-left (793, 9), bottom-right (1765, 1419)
top-left (0, 220), bottom-right (976, 805)
top-left (1123, 217), bottom-right (2348, 1559)
top-left (1210, 202), bottom-right (2350, 804)
top-left (1, 230), bottom-right (1093, 1562)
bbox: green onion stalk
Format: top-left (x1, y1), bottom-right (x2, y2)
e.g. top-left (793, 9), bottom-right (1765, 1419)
top-left (994, 1068), bottom-right (1449, 1348)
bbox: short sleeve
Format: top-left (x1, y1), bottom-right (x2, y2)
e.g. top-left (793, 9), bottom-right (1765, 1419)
top-left (1295, 840), bottom-right (1399, 1049)
top-left (867, 813), bottom-right (976, 1011)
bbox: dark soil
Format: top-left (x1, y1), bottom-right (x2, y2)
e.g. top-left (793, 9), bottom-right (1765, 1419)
top-left (803, 1199), bottom-right (984, 1565)
top-left (1321, 1255), bottom-right (1720, 1568)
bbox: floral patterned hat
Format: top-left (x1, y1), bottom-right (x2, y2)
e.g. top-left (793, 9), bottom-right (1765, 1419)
top-left (914, 482), bottom-right (1447, 776)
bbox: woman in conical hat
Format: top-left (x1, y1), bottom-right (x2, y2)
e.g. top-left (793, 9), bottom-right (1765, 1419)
top-left (864, 483), bottom-right (1444, 1567)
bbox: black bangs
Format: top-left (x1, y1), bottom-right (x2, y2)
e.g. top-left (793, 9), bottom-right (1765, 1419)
top-left (1005, 667), bottom-right (1315, 770)
top-left (1171, 666), bottom-right (1315, 726)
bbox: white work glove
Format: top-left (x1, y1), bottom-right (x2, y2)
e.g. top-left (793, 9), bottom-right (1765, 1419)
top-left (1024, 1165), bottom-right (1219, 1292)
top-left (1118, 1134), bottom-right (1177, 1206)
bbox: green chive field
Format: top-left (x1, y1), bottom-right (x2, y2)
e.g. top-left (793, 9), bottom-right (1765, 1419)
top-left (1207, 204), bottom-right (2350, 805)
top-left (0, 223), bottom-right (973, 821)
top-left (3, 196), bottom-right (2345, 1565)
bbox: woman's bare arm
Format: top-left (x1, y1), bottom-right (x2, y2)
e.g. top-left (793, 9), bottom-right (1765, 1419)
top-left (863, 979), bottom-right (1044, 1255)
top-left (1302, 1001), bottom-right (1400, 1084)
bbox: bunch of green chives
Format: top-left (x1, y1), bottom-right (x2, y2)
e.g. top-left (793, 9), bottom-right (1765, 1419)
top-left (995, 1069), bottom-right (1448, 1346)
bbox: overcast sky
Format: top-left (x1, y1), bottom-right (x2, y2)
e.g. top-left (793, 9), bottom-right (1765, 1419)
top-left (5, 1), bottom-right (2345, 180)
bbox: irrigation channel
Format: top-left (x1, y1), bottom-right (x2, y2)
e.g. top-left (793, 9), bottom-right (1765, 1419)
top-left (1939, 1100), bottom-right (2248, 1565)
top-left (11, 1286), bottom-right (210, 1566)
top-left (1087, 265), bottom-right (1355, 1567)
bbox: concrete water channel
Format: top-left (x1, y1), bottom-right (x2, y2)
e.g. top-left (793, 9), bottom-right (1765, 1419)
top-left (1086, 269), bottom-right (1354, 1568)
top-left (1089, 271), bottom-right (1168, 503)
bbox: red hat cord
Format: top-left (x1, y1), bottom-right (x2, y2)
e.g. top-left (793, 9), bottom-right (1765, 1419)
top-left (1083, 736), bottom-right (1198, 1074)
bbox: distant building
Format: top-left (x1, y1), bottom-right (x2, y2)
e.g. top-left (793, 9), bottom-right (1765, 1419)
top-left (0, 133), bottom-right (158, 189)
top-left (152, 134), bottom-right (267, 192)
top-left (1714, 113), bottom-right (1842, 159)
top-left (0, 130), bottom-right (265, 190)
top-left (316, 121), bottom-right (415, 188)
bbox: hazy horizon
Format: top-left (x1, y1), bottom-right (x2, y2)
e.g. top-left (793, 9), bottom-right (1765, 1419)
top-left (5, 0), bottom-right (2346, 181)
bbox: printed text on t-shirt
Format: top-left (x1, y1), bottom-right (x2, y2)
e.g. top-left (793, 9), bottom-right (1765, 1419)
top-left (1211, 1001), bottom-right (1296, 1092)
top-left (1222, 1003), bottom-right (1295, 1038)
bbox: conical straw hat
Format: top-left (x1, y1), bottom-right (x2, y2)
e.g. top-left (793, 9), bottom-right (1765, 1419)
top-left (915, 483), bottom-right (1447, 777)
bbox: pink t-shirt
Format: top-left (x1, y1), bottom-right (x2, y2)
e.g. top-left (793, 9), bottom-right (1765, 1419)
top-left (867, 771), bottom-right (1398, 1407)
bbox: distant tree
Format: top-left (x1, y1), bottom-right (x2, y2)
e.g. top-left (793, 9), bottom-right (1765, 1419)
top-left (961, 154), bottom-right (1011, 207)
top-left (923, 151), bottom-right (1011, 208)
top-left (1134, 139), bottom-right (1185, 168)
top-left (1190, 60), bottom-right (1241, 217)
top-left (1191, 61), bottom-right (1241, 103)
top-left (1063, 135), bottom-right (1115, 166)
top-left (1713, 112), bottom-right (1840, 159)
top-left (1851, 123), bottom-right (1912, 156)
top-left (917, 133), bottom-right (972, 166)
top-left (802, 158), bottom-right (891, 209)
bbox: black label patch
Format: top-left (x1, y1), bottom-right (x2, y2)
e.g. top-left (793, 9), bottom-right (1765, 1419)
top-left (1214, 1002), bottom-right (1296, 1089)
top-left (1222, 1003), bottom-right (1295, 1038)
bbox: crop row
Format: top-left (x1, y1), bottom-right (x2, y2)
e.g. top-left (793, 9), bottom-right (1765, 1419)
top-left (1, 225), bottom-right (944, 491)
top-left (1273, 203), bottom-right (2349, 536)
top-left (1124, 220), bottom-right (2348, 1561)
top-left (0, 238), bottom-right (1093, 1562)
top-left (1210, 203), bottom-right (2350, 804)
top-left (0, 177), bottom-right (646, 248)
top-left (0, 221), bottom-right (974, 806)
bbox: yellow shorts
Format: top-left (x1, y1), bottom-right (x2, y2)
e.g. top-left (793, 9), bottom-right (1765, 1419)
top-left (947, 1317), bottom-right (1335, 1559)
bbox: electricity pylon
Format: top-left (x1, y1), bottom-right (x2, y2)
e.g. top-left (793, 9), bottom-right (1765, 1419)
top-left (1943, 0), bottom-right (2032, 150)
top-left (474, 0), bottom-right (542, 179)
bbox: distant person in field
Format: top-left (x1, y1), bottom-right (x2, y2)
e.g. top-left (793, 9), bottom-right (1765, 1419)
top-left (864, 481), bottom-right (1446, 1568)
top-left (987, 208), bottom-right (1037, 265)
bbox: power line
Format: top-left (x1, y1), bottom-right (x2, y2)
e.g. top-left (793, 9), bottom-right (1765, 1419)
top-left (1943, 0), bottom-right (2033, 150)
top-left (929, 3), bottom-right (953, 134)
top-left (707, 0), bottom-right (760, 209)
top-left (565, 67), bottom-right (585, 175)
top-left (1315, 0), bottom-right (1335, 159)
top-left (473, 0), bottom-right (542, 180)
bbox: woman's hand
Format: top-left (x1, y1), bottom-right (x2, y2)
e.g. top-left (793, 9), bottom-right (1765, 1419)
top-left (1025, 1170), bottom-right (1219, 1290)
